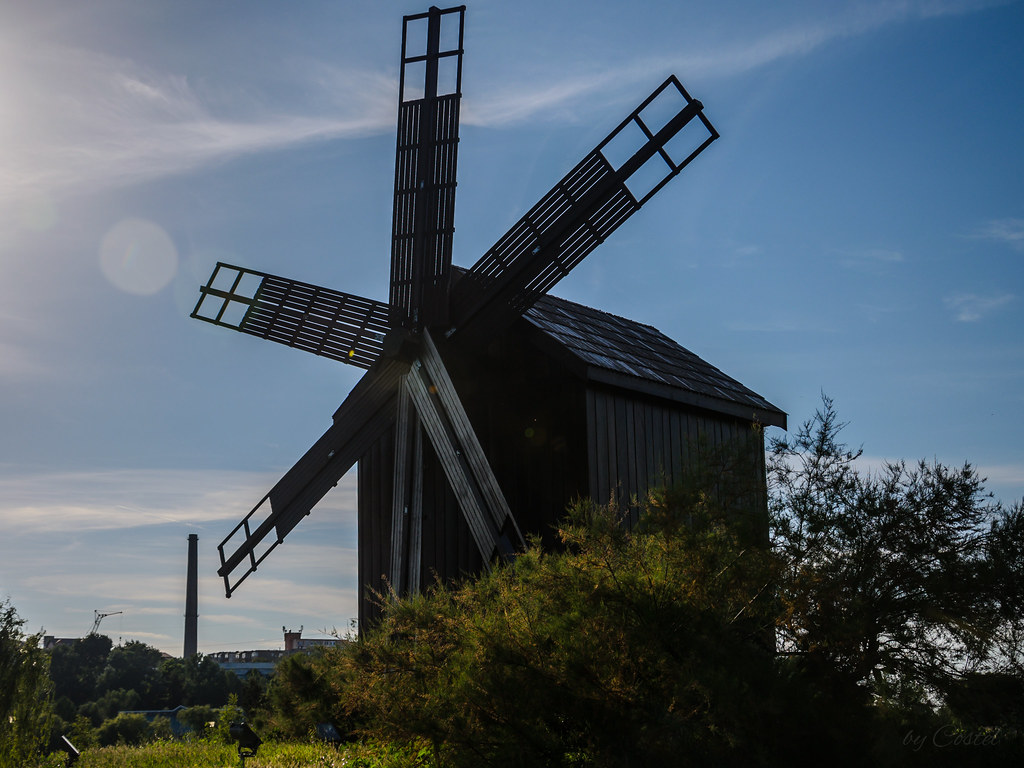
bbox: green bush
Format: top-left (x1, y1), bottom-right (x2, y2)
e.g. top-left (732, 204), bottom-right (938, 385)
top-left (67, 713), bottom-right (98, 749)
top-left (95, 713), bottom-right (151, 747)
top-left (339, 494), bottom-right (803, 767)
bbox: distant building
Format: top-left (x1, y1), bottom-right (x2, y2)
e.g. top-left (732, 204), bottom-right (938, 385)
top-left (209, 626), bottom-right (342, 677)
top-left (207, 648), bottom-right (285, 677)
top-left (283, 626), bottom-right (342, 652)
top-left (42, 636), bottom-right (78, 650)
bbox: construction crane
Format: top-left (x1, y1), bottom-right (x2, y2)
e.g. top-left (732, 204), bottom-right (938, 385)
top-left (90, 610), bottom-right (122, 635)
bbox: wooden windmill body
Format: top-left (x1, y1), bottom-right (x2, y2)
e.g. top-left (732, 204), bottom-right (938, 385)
top-left (192, 6), bottom-right (785, 629)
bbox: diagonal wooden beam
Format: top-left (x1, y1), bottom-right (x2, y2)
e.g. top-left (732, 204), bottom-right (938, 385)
top-left (405, 364), bottom-right (496, 562)
top-left (419, 329), bottom-right (522, 544)
top-left (388, 379), bottom-right (426, 598)
top-left (405, 329), bottom-right (524, 563)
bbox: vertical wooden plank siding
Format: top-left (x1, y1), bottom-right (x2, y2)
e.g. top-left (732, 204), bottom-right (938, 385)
top-left (358, 429), bottom-right (394, 630)
top-left (584, 386), bottom-right (767, 526)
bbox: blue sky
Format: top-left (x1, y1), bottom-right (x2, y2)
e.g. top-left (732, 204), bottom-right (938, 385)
top-left (1, 0), bottom-right (1022, 656)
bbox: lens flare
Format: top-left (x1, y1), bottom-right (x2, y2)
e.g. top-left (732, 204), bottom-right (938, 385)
top-left (99, 218), bottom-right (178, 295)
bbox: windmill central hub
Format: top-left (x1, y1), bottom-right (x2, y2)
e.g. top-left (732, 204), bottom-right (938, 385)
top-left (382, 328), bottom-right (424, 362)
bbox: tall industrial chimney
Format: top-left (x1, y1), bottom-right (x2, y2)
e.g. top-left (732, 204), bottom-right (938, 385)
top-left (184, 533), bottom-right (198, 658)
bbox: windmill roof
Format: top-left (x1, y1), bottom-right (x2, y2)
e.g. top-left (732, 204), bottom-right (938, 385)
top-left (522, 294), bottom-right (786, 429)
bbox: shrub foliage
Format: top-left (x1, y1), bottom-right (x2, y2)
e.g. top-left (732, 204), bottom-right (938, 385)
top-left (303, 398), bottom-right (1024, 766)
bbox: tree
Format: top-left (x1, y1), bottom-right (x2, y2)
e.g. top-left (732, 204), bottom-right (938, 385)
top-left (768, 395), bottom-right (1024, 709)
top-left (266, 649), bottom-right (349, 740)
top-left (97, 641), bottom-right (165, 707)
top-left (987, 501), bottom-right (1024, 681)
top-left (0, 599), bottom-right (53, 767)
top-left (157, 653), bottom-right (240, 708)
top-left (215, 694), bottom-right (245, 744)
top-left (49, 633), bottom-right (112, 707)
top-left (177, 704), bottom-right (218, 736)
top-left (91, 687), bottom-right (142, 722)
top-left (238, 670), bottom-right (268, 717)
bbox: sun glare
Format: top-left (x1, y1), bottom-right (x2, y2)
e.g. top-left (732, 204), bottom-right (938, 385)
top-left (99, 218), bottom-right (178, 295)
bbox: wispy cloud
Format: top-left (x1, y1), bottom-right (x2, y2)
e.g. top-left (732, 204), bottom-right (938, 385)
top-left (465, 72), bottom-right (617, 127)
top-left (452, 0), bottom-right (1011, 139)
top-left (0, 467), bottom-right (357, 533)
top-left (0, 341), bottom-right (46, 380)
top-left (974, 218), bottom-right (1024, 251)
top-left (0, 43), bottom-right (396, 208)
top-left (674, 0), bottom-right (1011, 85)
top-left (0, 468), bottom-right (252, 532)
top-left (0, 304), bottom-right (53, 382)
top-left (3, 1), bottom-right (1006, 207)
top-left (848, 248), bottom-right (905, 264)
top-left (855, 302), bottom-right (907, 323)
top-left (944, 292), bottom-right (1015, 321)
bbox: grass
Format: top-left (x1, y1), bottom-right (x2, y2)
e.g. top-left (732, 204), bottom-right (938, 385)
top-left (40, 739), bottom-right (427, 768)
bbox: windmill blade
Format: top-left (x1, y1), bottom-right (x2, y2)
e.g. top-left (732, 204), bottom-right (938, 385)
top-left (192, 263), bottom-right (391, 370)
top-left (389, 5), bottom-right (464, 330)
top-left (449, 76), bottom-right (718, 342)
top-left (404, 329), bottom-right (525, 564)
top-left (216, 358), bottom-right (407, 597)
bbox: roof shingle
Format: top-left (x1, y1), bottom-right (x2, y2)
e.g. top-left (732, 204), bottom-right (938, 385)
top-left (523, 293), bottom-right (785, 427)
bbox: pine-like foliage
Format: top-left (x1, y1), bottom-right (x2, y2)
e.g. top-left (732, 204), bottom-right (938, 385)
top-left (0, 599), bottom-right (53, 767)
top-left (768, 396), bottom-right (1023, 707)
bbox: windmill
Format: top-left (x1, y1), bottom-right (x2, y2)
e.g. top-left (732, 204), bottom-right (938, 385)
top-left (192, 6), bottom-right (785, 626)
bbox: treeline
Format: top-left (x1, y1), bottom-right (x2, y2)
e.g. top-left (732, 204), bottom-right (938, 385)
top-left (40, 635), bottom-right (271, 751)
top-left (1, 607), bottom-right (291, 761)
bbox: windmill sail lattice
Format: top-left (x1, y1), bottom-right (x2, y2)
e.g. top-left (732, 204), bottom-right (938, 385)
top-left (450, 76), bottom-right (717, 342)
top-left (193, 263), bottom-right (390, 369)
top-left (193, 5), bottom-right (721, 607)
top-left (390, 5), bottom-right (464, 331)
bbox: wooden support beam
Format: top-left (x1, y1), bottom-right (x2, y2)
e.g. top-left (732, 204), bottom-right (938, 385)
top-left (408, 421), bottom-right (424, 594)
top-left (389, 377), bottom-right (414, 594)
top-left (419, 330), bottom-right (524, 550)
top-left (405, 362), bottom-right (499, 562)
